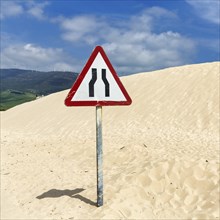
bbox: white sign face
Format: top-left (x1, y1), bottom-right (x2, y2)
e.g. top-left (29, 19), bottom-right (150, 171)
top-left (65, 46), bottom-right (132, 106)
top-left (72, 53), bottom-right (126, 101)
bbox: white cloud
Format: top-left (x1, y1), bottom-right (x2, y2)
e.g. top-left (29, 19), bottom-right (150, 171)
top-left (0, 1), bottom-right (24, 19)
top-left (186, 0), bottom-right (220, 24)
top-left (59, 7), bottom-right (195, 74)
top-left (1, 44), bottom-right (80, 71)
top-left (0, 1), bottom-right (49, 20)
top-left (60, 15), bottom-right (104, 44)
top-left (103, 32), bottom-right (194, 73)
top-left (1, 5), bottom-right (197, 73)
top-left (26, 1), bottom-right (49, 20)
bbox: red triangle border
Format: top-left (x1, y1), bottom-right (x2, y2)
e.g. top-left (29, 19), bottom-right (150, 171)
top-left (65, 46), bottom-right (132, 106)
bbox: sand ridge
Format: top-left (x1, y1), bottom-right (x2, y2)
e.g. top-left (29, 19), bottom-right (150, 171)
top-left (1, 62), bottom-right (219, 219)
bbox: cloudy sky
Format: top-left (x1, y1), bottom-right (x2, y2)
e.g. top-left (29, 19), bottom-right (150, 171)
top-left (1, 0), bottom-right (219, 75)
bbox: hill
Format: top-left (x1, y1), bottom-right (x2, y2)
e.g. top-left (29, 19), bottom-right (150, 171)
top-left (0, 69), bottom-right (78, 110)
top-left (1, 62), bottom-right (219, 219)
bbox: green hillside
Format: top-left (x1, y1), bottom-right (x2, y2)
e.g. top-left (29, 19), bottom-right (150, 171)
top-left (0, 90), bottom-right (36, 111)
top-left (0, 69), bottom-right (78, 110)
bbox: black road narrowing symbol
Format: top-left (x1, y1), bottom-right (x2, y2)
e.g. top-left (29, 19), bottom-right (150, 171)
top-left (89, 68), bottom-right (110, 97)
top-left (102, 69), bottom-right (110, 97)
top-left (89, 68), bottom-right (97, 97)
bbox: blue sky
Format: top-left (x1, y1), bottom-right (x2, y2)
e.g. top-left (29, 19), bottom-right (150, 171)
top-left (1, 0), bottom-right (219, 75)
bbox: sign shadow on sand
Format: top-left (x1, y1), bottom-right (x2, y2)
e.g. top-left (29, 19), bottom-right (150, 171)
top-left (36, 188), bottom-right (96, 206)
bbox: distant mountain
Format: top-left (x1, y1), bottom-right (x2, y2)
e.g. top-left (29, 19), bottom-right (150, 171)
top-left (0, 69), bottom-right (78, 110)
top-left (0, 69), bottom-right (78, 95)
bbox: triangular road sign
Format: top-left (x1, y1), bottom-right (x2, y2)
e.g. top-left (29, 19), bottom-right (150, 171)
top-left (65, 46), bottom-right (132, 106)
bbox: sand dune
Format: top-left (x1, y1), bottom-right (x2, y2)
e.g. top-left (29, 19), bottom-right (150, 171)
top-left (1, 62), bottom-right (219, 219)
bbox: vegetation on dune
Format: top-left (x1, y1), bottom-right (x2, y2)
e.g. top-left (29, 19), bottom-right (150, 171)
top-left (0, 90), bottom-right (36, 111)
top-left (0, 69), bottom-right (78, 111)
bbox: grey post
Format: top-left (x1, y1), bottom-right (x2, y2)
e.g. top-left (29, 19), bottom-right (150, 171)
top-left (96, 106), bottom-right (103, 207)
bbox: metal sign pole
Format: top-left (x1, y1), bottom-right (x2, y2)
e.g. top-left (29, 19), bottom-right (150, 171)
top-left (64, 46), bottom-right (132, 207)
top-left (96, 106), bottom-right (103, 207)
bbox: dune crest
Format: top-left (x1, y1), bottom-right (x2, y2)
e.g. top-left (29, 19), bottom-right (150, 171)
top-left (1, 62), bottom-right (219, 219)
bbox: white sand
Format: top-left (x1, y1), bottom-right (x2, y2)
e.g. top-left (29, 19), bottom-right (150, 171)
top-left (1, 62), bottom-right (219, 219)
